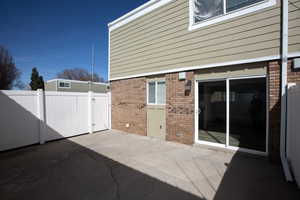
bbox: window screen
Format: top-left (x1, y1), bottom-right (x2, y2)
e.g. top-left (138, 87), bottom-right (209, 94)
top-left (157, 82), bottom-right (166, 104)
top-left (148, 82), bottom-right (156, 104)
top-left (194, 0), bottom-right (224, 23)
top-left (226, 0), bottom-right (264, 12)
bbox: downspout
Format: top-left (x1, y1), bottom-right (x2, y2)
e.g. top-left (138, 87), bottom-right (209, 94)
top-left (280, 0), bottom-right (293, 182)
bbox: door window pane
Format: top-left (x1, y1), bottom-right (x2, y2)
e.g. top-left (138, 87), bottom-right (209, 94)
top-left (198, 81), bottom-right (227, 144)
top-left (226, 0), bottom-right (264, 12)
top-left (157, 82), bottom-right (166, 104)
top-left (194, 0), bottom-right (224, 23)
top-left (148, 82), bottom-right (156, 104)
top-left (229, 78), bottom-right (266, 151)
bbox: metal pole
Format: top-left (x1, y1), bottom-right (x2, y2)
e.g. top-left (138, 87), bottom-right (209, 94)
top-left (280, 0), bottom-right (292, 182)
top-left (92, 44), bottom-right (95, 82)
top-left (90, 44), bottom-right (95, 92)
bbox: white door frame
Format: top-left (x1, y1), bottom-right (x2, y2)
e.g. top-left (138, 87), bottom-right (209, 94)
top-left (194, 75), bottom-right (268, 156)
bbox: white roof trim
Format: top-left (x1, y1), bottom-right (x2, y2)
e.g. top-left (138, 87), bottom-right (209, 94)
top-left (108, 0), bottom-right (173, 31)
top-left (47, 79), bottom-right (109, 86)
top-left (109, 52), bottom-right (300, 81)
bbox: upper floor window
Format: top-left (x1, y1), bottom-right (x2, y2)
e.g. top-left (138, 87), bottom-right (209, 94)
top-left (194, 0), bottom-right (224, 23)
top-left (189, 0), bottom-right (276, 31)
top-left (58, 81), bottom-right (71, 88)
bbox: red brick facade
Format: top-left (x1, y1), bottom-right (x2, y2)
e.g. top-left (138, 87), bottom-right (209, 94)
top-left (110, 59), bottom-right (300, 159)
top-left (268, 61), bottom-right (281, 161)
top-left (166, 72), bottom-right (195, 145)
top-left (288, 60), bottom-right (300, 83)
top-left (110, 77), bottom-right (147, 136)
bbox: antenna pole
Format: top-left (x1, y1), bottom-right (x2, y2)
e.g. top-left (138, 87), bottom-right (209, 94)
top-left (90, 44), bottom-right (95, 91)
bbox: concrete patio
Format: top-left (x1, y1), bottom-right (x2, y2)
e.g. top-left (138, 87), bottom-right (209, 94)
top-left (0, 130), bottom-right (299, 200)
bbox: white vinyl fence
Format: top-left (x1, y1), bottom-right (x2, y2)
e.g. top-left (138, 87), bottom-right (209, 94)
top-left (0, 90), bottom-right (111, 151)
top-left (287, 83), bottom-right (300, 188)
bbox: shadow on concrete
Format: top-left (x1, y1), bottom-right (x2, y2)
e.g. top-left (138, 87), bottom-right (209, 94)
top-left (213, 152), bottom-right (300, 200)
top-left (0, 91), bottom-right (300, 200)
top-left (0, 91), bottom-right (205, 200)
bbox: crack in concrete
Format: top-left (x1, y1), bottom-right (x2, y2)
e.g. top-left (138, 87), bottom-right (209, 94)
top-left (82, 150), bottom-right (120, 200)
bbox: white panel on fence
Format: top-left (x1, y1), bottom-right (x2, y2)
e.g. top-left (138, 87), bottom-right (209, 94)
top-left (0, 91), bottom-right (39, 151)
top-left (93, 93), bottom-right (110, 132)
top-left (287, 83), bottom-right (300, 188)
top-left (76, 95), bottom-right (89, 134)
top-left (44, 92), bottom-right (89, 141)
top-left (0, 90), bottom-right (110, 151)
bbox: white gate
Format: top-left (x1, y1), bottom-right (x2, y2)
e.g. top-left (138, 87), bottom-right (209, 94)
top-left (0, 90), bottom-right (111, 151)
top-left (93, 93), bottom-right (110, 132)
top-left (287, 83), bottom-right (300, 188)
top-left (44, 92), bottom-right (90, 141)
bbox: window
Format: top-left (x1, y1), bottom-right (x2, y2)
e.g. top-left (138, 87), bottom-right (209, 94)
top-left (58, 81), bottom-right (71, 88)
top-left (148, 82), bottom-right (156, 104)
top-left (147, 81), bottom-right (166, 105)
top-left (194, 0), bottom-right (224, 23)
top-left (190, 0), bottom-right (276, 30)
top-left (226, 0), bottom-right (265, 12)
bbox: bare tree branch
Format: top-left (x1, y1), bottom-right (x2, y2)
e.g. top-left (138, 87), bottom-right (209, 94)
top-left (57, 68), bottom-right (105, 82)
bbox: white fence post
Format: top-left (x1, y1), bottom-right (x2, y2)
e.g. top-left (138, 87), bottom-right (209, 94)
top-left (287, 83), bottom-right (296, 158)
top-left (88, 91), bottom-right (94, 134)
top-left (108, 92), bottom-right (112, 130)
top-left (287, 83), bottom-right (300, 188)
top-left (37, 89), bottom-right (45, 144)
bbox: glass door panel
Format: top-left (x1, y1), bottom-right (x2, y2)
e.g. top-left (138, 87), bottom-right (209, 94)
top-left (198, 81), bottom-right (226, 144)
top-left (229, 78), bottom-right (266, 151)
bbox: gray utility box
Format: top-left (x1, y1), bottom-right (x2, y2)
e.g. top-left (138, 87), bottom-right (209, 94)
top-left (294, 58), bottom-right (300, 69)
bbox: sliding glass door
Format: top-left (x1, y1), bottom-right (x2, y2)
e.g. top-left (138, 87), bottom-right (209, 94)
top-left (198, 81), bottom-right (226, 145)
top-left (197, 77), bottom-right (267, 153)
top-left (229, 78), bottom-right (266, 152)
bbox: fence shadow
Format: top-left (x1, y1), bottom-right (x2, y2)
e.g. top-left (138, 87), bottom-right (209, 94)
top-left (213, 152), bottom-right (300, 200)
top-left (0, 91), bottom-right (205, 200)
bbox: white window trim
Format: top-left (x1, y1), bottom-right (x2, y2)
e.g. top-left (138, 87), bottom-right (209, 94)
top-left (189, 0), bottom-right (277, 31)
top-left (58, 81), bottom-right (71, 89)
top-left (147, 81), bottom-right (166, 105)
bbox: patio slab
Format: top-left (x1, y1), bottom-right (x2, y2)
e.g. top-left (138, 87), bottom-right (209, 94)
top-left (0, 129), bottom-right (299, 200)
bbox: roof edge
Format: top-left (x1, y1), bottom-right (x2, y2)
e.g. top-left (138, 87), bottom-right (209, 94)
top-left (46, 79), bottom-right (109, 85)
top-left (108, 0), bottom-right (173, 31)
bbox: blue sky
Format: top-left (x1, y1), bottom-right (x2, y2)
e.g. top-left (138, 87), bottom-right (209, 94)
top-left (0, 0), bottom-right (148, 84)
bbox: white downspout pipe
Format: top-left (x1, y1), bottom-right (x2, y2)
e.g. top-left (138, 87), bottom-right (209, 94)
top-left (280, 0), bottom-right (293, 182)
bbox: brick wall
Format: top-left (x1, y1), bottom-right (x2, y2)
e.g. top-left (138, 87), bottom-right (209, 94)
top-left (165, 72), bottom-right (195, 145)
top-left (110, 77), bottom-right (147, 136)
top-left (288, 59), bottom-right (300, 83)
top-left (110, 59), bottom-right (300, 159)
top-left (268, 61), bottom-right (281, 161)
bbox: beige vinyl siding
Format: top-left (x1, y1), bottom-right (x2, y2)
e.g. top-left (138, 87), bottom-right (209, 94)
top-left (289, 0), bottom-right (300, 53)
top-left (45, 81), bottom-right (57, 91)
top-left (110, 0), bottom-right (300, 79)
top-left (194, 63), bottom-right (267, 80)
top-left (58, 82), bottom-right (108, 93)
top-left (45, 81), bottom-right (108, 93)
